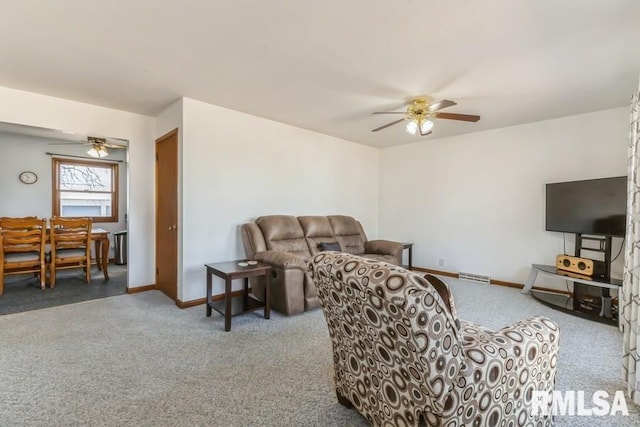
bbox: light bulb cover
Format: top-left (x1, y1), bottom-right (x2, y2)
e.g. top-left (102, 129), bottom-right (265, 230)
top-left (420, 119), bottom-right (434, 133)
top-left (87, 144), bottom-right (109, 158)
top-left (406, 120), bottom-right (418, 135)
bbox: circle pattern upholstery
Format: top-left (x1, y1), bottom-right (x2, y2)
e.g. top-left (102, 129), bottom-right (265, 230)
top-left (309, 252), bottom-right (560, 427)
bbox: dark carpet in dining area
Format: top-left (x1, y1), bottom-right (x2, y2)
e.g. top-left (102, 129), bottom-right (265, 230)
top-left (0, 263), bottom-right (127, 315)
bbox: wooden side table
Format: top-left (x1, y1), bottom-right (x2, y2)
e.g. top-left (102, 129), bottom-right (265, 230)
top-left (204, 260), bottom-right (271, 331)
top-left (402, 243), bottom-right (413, 270)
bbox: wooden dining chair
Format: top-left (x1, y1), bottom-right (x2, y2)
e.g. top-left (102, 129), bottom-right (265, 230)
top-left (0, 217), bottom-right (47, 295)
top-left (49, 217), bottom-right (92, 288)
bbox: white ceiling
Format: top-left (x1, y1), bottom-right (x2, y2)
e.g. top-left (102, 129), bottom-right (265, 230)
top-left (0, 121), bottom-right (128, 144)
top-left (0, 0), bottom-right (638, 148)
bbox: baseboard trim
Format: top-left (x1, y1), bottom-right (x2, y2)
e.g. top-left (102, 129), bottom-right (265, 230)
top-left (170, 266), bottom-right (574, 307)
top-left (490, 279), bottom-right (523, 289)
top-left (127, 284), bottom-right (157, 294)
top-left (176, 297), bottom-right (206, 308)
top-left (413, 266), bottom-right (572, 296)
top-left (175, 289), bottom-right (247, 309)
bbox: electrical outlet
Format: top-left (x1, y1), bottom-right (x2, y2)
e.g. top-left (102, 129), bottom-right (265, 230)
top-left (438, 258), bottom-right (444, 266)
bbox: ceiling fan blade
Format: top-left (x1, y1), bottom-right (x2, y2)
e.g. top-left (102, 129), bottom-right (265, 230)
top-left (106, 137), bottom-right (128, 144)
top-left (372, 111), bottom-right (405, 115)
top-left (47, 142), bottom-right (83, 146)
top-left (435, 112), bottom-right (481, 122)
top-left (428, 99), bottom-right (457, 112)
top-left (371, 118), bottom-right (406, 132)
top-left (103, 143), bottom-right (127, 149)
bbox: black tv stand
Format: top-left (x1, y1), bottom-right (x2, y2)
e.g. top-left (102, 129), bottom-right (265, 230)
top-left (523, 265), bottom-right (621, 326)
top-left (574, 234), bottom-right (612, 280)
top-left (573, 233), bottom-right (614, 309)
top-left (523, 233), bottom-right (620, 326)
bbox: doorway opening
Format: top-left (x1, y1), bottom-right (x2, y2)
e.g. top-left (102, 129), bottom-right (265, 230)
top-left (0, 121), bottom-right (129, 315)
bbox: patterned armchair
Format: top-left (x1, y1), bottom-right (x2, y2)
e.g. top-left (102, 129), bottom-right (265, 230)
top-left (309, 252), bottom-right (560, 426)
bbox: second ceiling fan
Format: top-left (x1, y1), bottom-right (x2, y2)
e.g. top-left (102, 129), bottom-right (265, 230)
top-left (372, 97), bottom-right (480, 136)
top-left (49, 136), bottom-right (127, 158)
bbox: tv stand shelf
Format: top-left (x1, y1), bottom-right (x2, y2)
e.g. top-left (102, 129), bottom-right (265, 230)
top-left (523, 264), bottom-right (621, 326)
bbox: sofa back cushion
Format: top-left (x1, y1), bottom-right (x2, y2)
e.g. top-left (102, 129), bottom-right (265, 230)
top-left (298, 216), bottom-right (339, 255)
top-left (309, 252), bottom-right (465, 418)
top-left (256, 215), bottom-right (310, 258)
top-left (327, 215), bottom-right (366, 255)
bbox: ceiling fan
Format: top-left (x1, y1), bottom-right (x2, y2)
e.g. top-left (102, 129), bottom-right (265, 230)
top-left (371, 97), bottom-right (480, 136)
top-left (49, 136), bottom-right (127, 158)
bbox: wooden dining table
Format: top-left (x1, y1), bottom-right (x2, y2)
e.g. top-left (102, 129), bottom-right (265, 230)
top-left (90, 228), bottom-right (110, 281)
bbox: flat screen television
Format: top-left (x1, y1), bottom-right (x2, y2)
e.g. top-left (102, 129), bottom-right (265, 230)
top-left (545, 176), bottom-right (627, 237)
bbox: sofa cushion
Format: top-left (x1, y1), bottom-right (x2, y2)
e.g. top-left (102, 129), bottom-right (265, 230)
top-left (298, 216), bottom-right (338, 255)
top-left (256, 215), bottom-right (310, 258)
top-left (327, 215), bottom-right (366, 255)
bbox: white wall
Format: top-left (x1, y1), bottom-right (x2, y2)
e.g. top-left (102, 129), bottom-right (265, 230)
top-left (156, 98), bottom-right (183, 141)
top-left (2, 86), bottom-right (624, 298)
top-left (0, 86), bottom-right (155, 288)
top-left (0, 131), bottom-right (128, 255)
top-left (180, 97), bottom-right (380, 301)
top-left (379, 107), bottom-right (628, 290)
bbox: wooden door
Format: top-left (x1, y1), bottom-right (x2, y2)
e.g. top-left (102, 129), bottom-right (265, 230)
top-left (156, 129), bottom-right (178, 300)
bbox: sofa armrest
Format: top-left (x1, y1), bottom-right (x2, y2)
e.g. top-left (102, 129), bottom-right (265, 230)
top-left (253, 250), bottom-right (307, 271)
top-left (453, 316), bottom-right (560, 422)
top-left (365, 240), bottom-right (403, 261)
top-left (439, 316), bottom-right (560, 426)
top-left (461, 315), bottom-right (560, 363)
top-left (241, 223), bottom-right (266, 259)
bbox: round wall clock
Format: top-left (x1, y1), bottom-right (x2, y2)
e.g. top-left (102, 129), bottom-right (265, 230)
top-left (19, 171), bottom-right (38, 184)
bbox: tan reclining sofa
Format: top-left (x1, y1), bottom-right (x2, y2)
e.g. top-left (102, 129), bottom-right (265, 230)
top-left (241, 215), bottom-right (403, 315)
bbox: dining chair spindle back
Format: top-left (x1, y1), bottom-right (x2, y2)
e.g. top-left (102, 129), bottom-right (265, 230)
top-left (0, 217), bottom-right (47, 295)
top-left (49, 217), bottom-right (92, 288)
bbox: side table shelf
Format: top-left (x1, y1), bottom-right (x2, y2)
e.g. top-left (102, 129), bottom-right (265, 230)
top-left (205, 260), bottom-right (272, 332)
top-left (402, 243), bottom-right (413, 270)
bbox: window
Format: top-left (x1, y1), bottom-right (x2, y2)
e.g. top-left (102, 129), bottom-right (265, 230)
top-left (52, 158), bottom-right (119, 223)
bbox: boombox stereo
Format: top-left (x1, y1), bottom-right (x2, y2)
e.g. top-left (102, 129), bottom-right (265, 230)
top-left (556, 255), bottom-right (606, 277)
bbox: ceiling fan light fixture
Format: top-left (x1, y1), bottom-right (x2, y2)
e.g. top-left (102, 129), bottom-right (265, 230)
top-left (406, 118), bottom-right (434, 135)
top-left (87, 144), bottom-right (109, 158)
top-left (420, 119), bottom-right (434, 133)
top-left (406, 119), bottom-right (418, 135)
top-left (372, 98), bottom-right (479, 136)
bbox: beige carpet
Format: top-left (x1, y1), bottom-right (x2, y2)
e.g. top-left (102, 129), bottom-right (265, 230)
top-left (0, 277), bottom-right (637, 426)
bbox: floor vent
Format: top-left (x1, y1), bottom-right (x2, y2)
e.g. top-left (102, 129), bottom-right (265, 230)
top-left (458, 272), bottom-right (491, 284)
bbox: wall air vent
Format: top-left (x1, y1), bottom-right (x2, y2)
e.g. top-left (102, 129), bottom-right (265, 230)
top-left (458, 272), bottom-right (491, 284)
